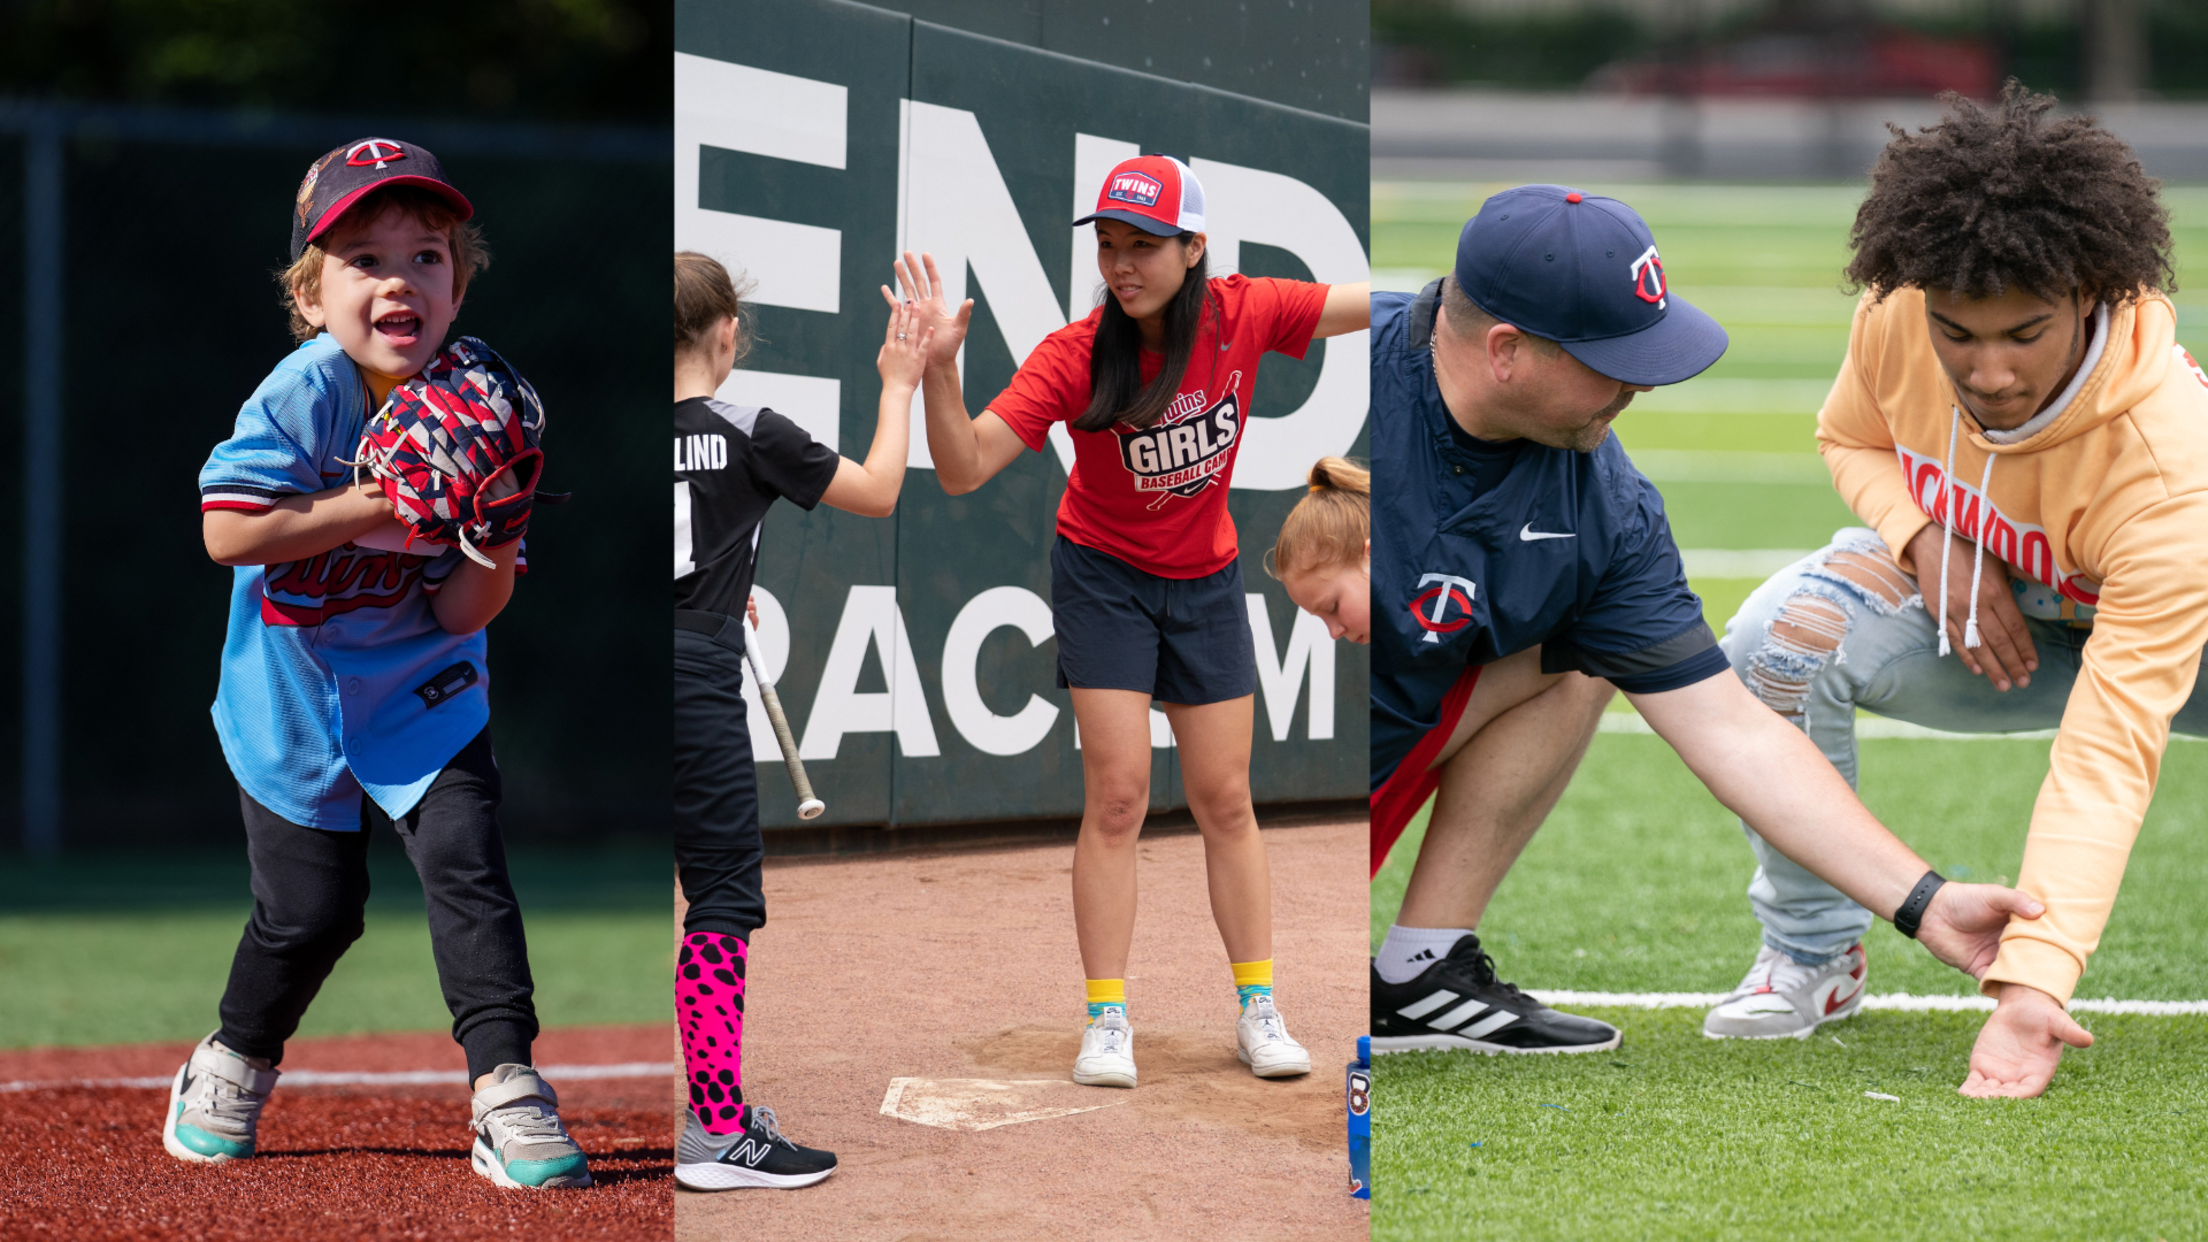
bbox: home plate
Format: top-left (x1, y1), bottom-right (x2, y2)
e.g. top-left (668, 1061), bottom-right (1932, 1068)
top-left (879, 1078), bottom-right (1126, 1132)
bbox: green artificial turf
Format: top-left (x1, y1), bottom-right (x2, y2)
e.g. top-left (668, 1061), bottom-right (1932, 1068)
top-left (0, 841), bottom-right (671, 1050)
top-left (1374, 1007), bottom-right (2208, 1242)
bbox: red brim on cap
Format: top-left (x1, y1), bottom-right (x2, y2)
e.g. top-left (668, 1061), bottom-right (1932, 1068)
top-left (305, 176), bottom-right (476, 250)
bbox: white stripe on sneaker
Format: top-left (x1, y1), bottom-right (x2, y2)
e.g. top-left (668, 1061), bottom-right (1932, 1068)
top-left (1426, 998), bottom-right (1489, 1030)
top-left (1396, 990), bottom-right (1461, 1020)
top-left (1460, 1010), bottom-right (1520, 1040)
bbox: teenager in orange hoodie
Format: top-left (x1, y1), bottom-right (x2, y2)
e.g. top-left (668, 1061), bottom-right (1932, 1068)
top-left (1702, 83), bottom-right (2207, 1098)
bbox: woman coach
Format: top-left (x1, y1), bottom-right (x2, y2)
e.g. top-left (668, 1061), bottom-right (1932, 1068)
top-left (894, 153), bottom-right (1368, 1089)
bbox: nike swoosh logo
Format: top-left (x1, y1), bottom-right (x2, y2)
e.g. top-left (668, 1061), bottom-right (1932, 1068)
top-left (1520, 525), bottom-right (1576, 541)
top-left (1824, 976), bottom-right (1866, 1015)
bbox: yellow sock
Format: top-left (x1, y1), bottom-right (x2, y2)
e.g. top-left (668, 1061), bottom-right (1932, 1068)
top-left (1232, 959), bottom-right (1273, 1009)
top-left (1086, 978), bottom-right (1126, 1024)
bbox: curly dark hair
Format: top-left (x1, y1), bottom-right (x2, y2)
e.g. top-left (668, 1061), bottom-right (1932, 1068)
top-left (1845, 80), bottom-right (2175, 306)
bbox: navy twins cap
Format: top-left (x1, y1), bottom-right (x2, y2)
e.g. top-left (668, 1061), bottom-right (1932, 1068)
top-left (1453, 184), bottom-right (1726, 387)
top-left (290, 137), bottom-right (474, 261)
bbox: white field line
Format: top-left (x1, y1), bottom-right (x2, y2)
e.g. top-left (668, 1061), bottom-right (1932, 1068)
top-left (1532, 991), bottom-right (2208, 1016)
top-left (0, 1059), bottom-right (678, 1095)
top-left (1679, 547), bottom-right (1813, 578)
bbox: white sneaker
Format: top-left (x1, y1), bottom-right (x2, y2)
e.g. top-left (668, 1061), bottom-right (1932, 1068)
top-left (1235, 995), bottom-right (1312, 1078)
top-left (1073, 1007), bottom-right (1136, 1088)
top-left (1702, 943), bottom-right (1867, 1040)
top-left (162, 1032), bottom-right (279, 1164)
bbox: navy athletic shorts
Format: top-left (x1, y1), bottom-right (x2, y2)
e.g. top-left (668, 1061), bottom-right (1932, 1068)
top-left (1050, 537), bottom-right (1257, 706)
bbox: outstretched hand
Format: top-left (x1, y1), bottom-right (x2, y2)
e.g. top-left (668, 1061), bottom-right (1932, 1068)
top-left (1911, 882), bottom-right (2045, 979)
top-left (875, 292), bottom-right (933, 389)
top-left (891, 250), bottom-right (972, 371)
top-left (1960, 984), bottom-right (2093, 1099)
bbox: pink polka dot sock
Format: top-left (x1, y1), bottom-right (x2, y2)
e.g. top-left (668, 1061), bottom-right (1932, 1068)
top-left (677, 930), bottom-right (747, 1134)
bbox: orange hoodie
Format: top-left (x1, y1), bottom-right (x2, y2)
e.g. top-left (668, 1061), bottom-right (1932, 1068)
top-left (1819, 288), bottom-right (2208, 1003)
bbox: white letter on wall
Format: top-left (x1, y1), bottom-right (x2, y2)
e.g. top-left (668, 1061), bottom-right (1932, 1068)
top-left (799, 585), bottom-right (942, 759)
top-left (941, 587), bottom-right (1060, 756)
top-left (1248, 594), bottom-right (1336, 742)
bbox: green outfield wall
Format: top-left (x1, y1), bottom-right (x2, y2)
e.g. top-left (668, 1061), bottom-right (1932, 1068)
top-left (676, 0), bottom-right (1371, 828)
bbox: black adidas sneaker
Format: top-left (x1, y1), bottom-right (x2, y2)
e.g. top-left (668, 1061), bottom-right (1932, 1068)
top-left (1371, 933), bottom-right (1621, 1054)
top-left (674, 1106), bottom-right (838, 1191)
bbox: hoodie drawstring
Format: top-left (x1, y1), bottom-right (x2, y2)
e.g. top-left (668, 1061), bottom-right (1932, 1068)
top-left (1936, 405), bottom-right (1998, 655)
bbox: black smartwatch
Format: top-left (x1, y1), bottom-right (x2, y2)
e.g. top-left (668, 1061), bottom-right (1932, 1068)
top-left (1892, 870), bottom-right (1947, 940)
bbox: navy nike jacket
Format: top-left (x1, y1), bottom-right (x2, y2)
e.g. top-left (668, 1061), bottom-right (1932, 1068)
top-left (1371, 281), bottom-right (1729, 790)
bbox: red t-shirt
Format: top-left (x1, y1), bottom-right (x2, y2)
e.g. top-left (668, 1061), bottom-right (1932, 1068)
top-left (987, 274), bottom-right (1328, 579)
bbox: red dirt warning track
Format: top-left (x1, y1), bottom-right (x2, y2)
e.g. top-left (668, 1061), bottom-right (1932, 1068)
top-left (0, 1024), bottom-right (674, 1242)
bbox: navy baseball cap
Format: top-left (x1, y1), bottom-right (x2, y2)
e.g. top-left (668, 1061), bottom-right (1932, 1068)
top-left (1452, 184), bottom-right (1726, 386)
top-left (290, 137), bottom-right (473, 262)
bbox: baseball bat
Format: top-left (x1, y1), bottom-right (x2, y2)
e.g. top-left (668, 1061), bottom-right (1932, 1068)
top-left (742, 617), bottom-right (824, 819)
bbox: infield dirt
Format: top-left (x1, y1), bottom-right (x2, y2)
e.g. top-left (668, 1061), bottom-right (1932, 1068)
top-left (676, 815), bottom-right (1367, 1242)
top-left (0, 1024), bottom-right (674, 1241)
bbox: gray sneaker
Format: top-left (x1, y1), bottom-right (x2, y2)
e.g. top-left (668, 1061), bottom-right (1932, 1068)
top-left (469, 1064), bottom-right (592, 1189)
top-left (162, 1032), bottom-right (279, 1164)
top-left (1702, 944), bottom-right (1868, 1040)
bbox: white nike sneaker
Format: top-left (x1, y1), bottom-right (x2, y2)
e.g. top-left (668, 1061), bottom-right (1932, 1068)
top-left (1235, 995), bottom-right (1312, 1078)
top-left (1073, 1007), bottom-right (1137, 1088)
top-left (1702, 943), bottom-right (1867, 1040)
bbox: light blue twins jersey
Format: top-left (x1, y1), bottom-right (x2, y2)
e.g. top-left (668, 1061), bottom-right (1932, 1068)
top-left (199, 335), bottom-right (491, 830)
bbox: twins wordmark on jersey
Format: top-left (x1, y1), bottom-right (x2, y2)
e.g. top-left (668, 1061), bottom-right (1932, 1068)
top-left (1117, 369), bottom-right (1241, 509)
top-left (261, 546), bottom-right (435, 627)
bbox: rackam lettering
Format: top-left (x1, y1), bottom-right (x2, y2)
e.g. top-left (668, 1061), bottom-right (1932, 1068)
top-left (1118, 371), bottom-right (1241, 505)
top-left (260, 545), bottom-right (431, 626)
top-left (1894, 444), bottom-right (2101, 606)
top-left (675, 433), bottom-right (730, 472)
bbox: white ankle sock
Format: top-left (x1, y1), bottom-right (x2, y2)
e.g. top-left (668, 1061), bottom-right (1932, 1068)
top-left (1375, 925), bottom-right (1473, 984)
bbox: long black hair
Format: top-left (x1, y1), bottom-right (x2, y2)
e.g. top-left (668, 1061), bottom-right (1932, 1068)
top-left (1074, 233), bottom-right (1211, 432)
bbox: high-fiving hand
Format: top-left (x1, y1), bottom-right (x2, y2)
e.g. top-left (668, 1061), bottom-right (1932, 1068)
top-left (875, 293), bottom-right (933, 390)
top-left (891, 251), bottom-right (973, 371)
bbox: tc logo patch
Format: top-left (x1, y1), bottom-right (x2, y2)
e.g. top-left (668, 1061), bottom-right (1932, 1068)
top-left (1410, 573), bottom-right (1477, 644)
top-left (346, 139), bottom-right (407, 168)
top-left (1106, 171), bottom-right (1163, 208)
top-left (1629, 244), bottom-right (1666, 308)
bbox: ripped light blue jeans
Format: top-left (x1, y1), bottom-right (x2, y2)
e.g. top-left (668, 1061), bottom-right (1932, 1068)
top-left (1718, 528), bottom-right (2208, 965)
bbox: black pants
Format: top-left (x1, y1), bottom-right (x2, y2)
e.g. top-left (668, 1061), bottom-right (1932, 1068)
top-left (674, 612), bottom-right (765, 940)
top-left (216, 727), bottom-right (536, 1082)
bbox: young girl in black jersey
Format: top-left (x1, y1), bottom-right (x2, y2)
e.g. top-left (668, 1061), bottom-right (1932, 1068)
top-left (670, 251), bottom-right (924, 1189)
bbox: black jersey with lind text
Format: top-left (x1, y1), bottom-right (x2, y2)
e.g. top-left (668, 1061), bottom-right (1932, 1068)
top-left (674, 397), bottom-right (840, 619)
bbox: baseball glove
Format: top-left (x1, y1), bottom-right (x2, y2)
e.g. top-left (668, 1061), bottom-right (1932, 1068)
top-left (348, 336), bottom-right (560, 567)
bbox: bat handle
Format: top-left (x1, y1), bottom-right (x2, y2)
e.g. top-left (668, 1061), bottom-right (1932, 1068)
top-left (742, 618), bottom-right (825, 820)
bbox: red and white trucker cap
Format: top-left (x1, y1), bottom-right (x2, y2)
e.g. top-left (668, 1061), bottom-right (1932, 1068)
top-left (1073, 154), bottom-right (1206, 237)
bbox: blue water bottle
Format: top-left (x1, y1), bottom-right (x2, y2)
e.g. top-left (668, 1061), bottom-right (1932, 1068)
top-left (1347, 1034), bottom-right (1371, 1199)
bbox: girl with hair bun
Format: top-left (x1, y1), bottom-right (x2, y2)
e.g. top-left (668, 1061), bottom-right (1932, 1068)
top-left (1269, 456), bottom-right (1370, 645)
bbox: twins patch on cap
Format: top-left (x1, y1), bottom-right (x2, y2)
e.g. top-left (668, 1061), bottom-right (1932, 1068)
top-left (1451, 184), bottom-right (1727, 387)
top-left (290, 137), bottom-right (474, 262)
top-left (1075, 154), bottom-right (1206, 237)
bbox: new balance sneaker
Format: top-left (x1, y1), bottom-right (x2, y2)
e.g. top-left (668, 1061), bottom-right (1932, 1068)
top-left (1370, 934), bottom-right (1620, 1054)
top-left (469, 1064), bottom-right (592, 1189)
top-left (675, 1106), bottom-right (838, 1191)
top-left (1702, 943), bottom-right (1867, 1040)
top-left (1235, 995), bottom-right (1312, 1078)
top-left (162, 1032), bottom-right (279, 1164)
top-left (1072, 1006), bottom-right (1137, 1088)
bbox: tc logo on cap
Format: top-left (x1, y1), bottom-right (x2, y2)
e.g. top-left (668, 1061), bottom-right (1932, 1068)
top-left (346, 139), bottom-right (408, 169)
top-left (1630, 244), bottom-right (1666, 307)
top-left (1107, 171), bottom-right (1163, 208)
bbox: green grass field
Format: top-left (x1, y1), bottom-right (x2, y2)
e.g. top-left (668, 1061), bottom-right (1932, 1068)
top-left (1370, 183), bottom-right (2208, 1240)
top-left (0, 839), bottom-right (670, 1051)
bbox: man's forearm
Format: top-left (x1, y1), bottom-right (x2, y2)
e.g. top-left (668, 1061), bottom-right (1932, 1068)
top-left (1635, 674), bottom-right (1927, 920)
top-left (203, 482), bottom-right (394, 566)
